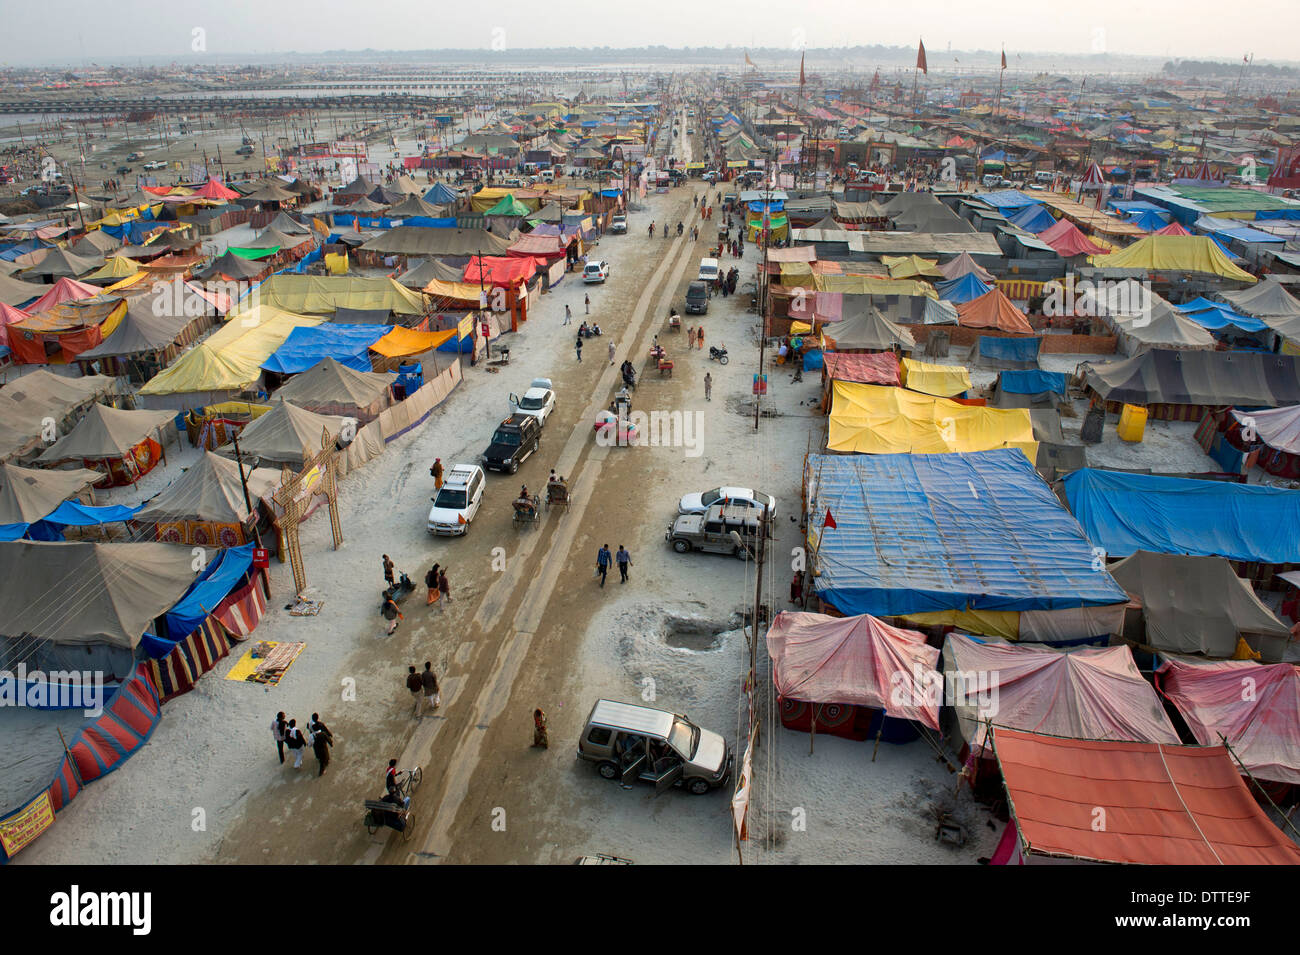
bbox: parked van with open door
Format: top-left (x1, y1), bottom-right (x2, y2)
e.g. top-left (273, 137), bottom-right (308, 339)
top-left (577, 699), bottom-right (733, 795)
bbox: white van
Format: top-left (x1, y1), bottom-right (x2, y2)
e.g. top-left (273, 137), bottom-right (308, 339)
top-left (540, 168), bottom-right (555, 183)
top-left (698, 257), bottom-right (720, 283)
top-left (1034, 170), bottom-right (1054, 184)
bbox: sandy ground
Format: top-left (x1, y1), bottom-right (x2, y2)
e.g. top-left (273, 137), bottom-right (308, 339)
top-left (4, 106), bottom-right (1238, 868)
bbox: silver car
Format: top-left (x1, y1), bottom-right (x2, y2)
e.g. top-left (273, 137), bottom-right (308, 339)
top-left (577, 699), bottom-right (732, 795)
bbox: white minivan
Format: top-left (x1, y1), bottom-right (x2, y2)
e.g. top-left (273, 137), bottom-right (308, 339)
top-left (698, 257), bottom-right (720, 283)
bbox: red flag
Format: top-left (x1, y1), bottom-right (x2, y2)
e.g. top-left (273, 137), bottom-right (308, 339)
top-left (822, 508), bottom-right (837, 530)
top-left (916, 39), bottom-right (928, 75)
top-left (799, 51), bottom-right (806, 87)
top-left (1001, 48), bottom-right (1007, 70)
top-left (457, 513), bottom-right (467, 525)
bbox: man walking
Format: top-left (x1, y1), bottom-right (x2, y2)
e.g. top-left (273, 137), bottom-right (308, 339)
top-left (285, 719), bottom-right (307, 769)
top-left (584, 293), bottom-right (590, 314)
top-left (406, 665), bottom-right (424, 718)
top-left (564, 303), bottom-right (572, 325)
top-left (312, 721), bottom-right (333, 776)
top-left (608, 340), bottom-right (616, 365)
top-left (421, 661), bottom-right (441, 712)
top-left (575, 335), bottom-right (583, 362)
top-left (430, 458), bottom-right (443, 489)
top-left (382, 554), bottom-right (395, 587)
top-left (596, 544), bottom-right (612, 588)
top-left (616, 545), bottom-right (632, 583)
top-left (438, 567), bottom-right (452, 603)
top-left (704, 371), bottom-right (712, 401)
top-left (271, 711), bottom-right (287, 764)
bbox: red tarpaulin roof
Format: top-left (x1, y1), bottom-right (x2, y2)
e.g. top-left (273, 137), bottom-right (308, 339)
top-left (507, 234), bottom-right (567, 258)
top-left (765, 611), bottom-right (941, 729)
top-left (1039, 218), bottom-right (1110, 257)
top-left (955, 288), bottom-right (1035, 333)
top-left (192, 178), bottom-right (241, 201)
top-left (26, 277), bottom-right (101, 314)
top-left (1157, 658), bottom-right (1300, 785)
top-left (1155, 221), bottom-right (1192, 236)
top-left (463, 255), bottom-right (537, 286)
top-left (821, 350), bottom-right (902, 386)
top-left (0, 302), bottom-right (28, 348)
top-left (993, 726), bottom-right (1300, 865)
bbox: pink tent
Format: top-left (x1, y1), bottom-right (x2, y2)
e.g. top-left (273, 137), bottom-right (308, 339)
top-left (944, 632), bottom-right (1179, 754)
top-left (26, 277), bottom-right (101, 314)
top-left (1157, 658), bottom-right (1300, 785)
top-left (1155, 221), bottom-right (1192, 236)
top-left (766, 611), bottom-right (941, 729)
top-left (1039, 217), bottom-right (1109, 257)
top-left (938, 251), bottom-right (994, 283)
top-left (191, 179), bottom-right (241, 201)
top-left (0, 302), bottom-right (28, 348)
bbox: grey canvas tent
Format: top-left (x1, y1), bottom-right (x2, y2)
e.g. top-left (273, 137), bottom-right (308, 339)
top-left (37, 403), bottom-right (177, 464)
top-left (1082, 349), bottom-right (1300, 409)
top-left (0, 540), bottom-right (201, 674)
top-left (134, 450), bottom-right (280, 526)
top-left (397, 258), bottom-right (465, 288)
top-left (77, 302), bottom-right (194, 360)
top-left (823, 302), bottom-right (915, 351)
top-left (20, 247), bottom-right (102, 280)
top-left (272, 357), bottom-right (394, 421)
top-left (1221, 279), bottom-right (1300, 319)
top-left (386, 195), bottom-right (445, 218)
top-left (196, 250), bottom-right (273, 282)
top-left (938, 251), bottom-right (995, 282)
top-left (264, 212), bottom-right (312, 236)
top-left (0, 461), bottom-right (101, 524)
top-left (0, 269), bottom-right (48, 306)
top-left (360, 226), bottom-right (511, 257)
top-left (218, 399), bottom-right (348, 468)
top-left (1109, 550), bottom-right (1293, 662)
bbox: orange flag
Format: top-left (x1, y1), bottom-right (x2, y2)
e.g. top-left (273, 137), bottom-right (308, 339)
top-left (1001, 48), bottom-right (1007, 70)
top-left (917, 39), bottom-right (928, 75)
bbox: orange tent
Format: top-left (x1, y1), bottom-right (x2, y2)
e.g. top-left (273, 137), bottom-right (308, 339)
top-left (992, 727), bottom-right (1300, 865)
top-left (955, 289), bottom-right (1034, 334)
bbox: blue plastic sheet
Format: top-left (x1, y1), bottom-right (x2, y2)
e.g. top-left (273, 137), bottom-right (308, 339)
top-left (423, 183), bottom-right (459, 205)
top-left (1061, 468), bottom-right (1300, 563)
top-left (802, 349), bottom-right (823, 372)
top-left (1000, 369), bottom-right (1067, 395)
top-left (936, 272), bottom-right (992, 303)
top-left (810, 449), bottom-right (1129, 616)
top-left (0, 523), bottom-right (28, 541)
top-left (977, 190), bottom-right (1042, 211)
top-left (977, 336), bottom-right (1041, 364)
top-left (26, 502), bottom-right (141, 541)
top-left (399, 216), bottom-right (457, 228)
top-left (1006, 204), bottom-right (1057, 234)
top-left (262, 323), bottom-right (393, 374)
top-left (152, 543), bottom-right (256, 650)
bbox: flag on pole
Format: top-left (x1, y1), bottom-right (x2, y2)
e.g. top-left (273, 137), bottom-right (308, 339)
top-left (799, 51), bottom-right (806, 86)
top-left (1001, 48), bottom-right (1007, 70)
top-left (822, 508), bottom-right (837, 530)
top-left (916, 39), bottom-right (928, 75)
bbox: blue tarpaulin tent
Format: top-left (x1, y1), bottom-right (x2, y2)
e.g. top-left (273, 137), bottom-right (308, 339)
top-left (975, 336), bottom-right (1042, 368)
top-left (1007, 204), bottom-right (1057, 233)
top-left (1061, 469), bottom-right (1300, 563)
top-left (26, 502), bottom-right (141, 541)
top-left (1175, 302), bottom-right (1267, 333)
top-left (149, 543), bottom-right (256, 652)
top-left (262, 323), bottom-right (393, 374)
top-left (977, 190), bottom-right (1042, 211)
top-left (999, 369), bottom-right (1067, 395)
top-left (809, 449), bottom-right (1129, 616)
top-left (423, 183), bottom-right (459, 205)
top-left (936, 272), bottom-right (993, 303)
top-left (1125, 209), bottom-right (1170, 232)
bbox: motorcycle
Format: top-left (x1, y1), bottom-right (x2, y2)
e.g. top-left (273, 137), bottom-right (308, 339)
top-left (708, 345), bottom-right (729, 365)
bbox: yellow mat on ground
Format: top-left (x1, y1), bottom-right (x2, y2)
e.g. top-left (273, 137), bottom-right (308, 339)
top-left (225, 640), bottom-right (305, 686)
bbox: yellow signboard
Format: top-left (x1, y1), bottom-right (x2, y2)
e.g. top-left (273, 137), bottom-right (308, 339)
top-left (0, 790), bottom-right (55, 858)
top-left (457, 314), bottom-right (475, 339)
top-left (727, 160), bottom-right (749, 168)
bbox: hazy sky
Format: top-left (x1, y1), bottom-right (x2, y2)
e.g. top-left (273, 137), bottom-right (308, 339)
top-left (1, 0), bottom-right (1295, 65)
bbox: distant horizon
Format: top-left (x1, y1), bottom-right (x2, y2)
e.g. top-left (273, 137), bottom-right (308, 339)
top-left (1, 0), bottom-right (1296, 67)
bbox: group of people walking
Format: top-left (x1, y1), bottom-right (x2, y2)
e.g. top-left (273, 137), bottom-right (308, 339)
top-left (271, 711), bottom-right (335, 775)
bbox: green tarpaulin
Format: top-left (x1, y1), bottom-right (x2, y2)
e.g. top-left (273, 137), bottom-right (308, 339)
top-left (228, 246), bottom-right (280, 260)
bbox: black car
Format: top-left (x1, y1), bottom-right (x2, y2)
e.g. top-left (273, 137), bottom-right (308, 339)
top-left (482, 414), bottom-right (541, 473)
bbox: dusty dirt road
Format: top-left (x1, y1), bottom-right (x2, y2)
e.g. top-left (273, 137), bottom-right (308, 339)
top-left (218, 178), bottom-right (716, 864)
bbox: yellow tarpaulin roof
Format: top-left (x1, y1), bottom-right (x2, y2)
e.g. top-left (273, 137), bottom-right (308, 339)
top-left (901, 358), bottom-right (973, 397)
top-left (812, 274), bottom-right (938, 298)
top-left (422, 279), bottom-right (483, 302)
top-left (828, 381), bottom-right (1036, 458)
top-left (1087, 235), bottom-right (1258, 281)
top-left (140, 306), bottom-right (322, 395)
top-left (84, 255), bottom-right (140, 282)
top-left (882, 255), bottom-right (943, 279)
top-left (370, 326), bottom-right (455, 357)
top-left (232, 276), bottom-right (426, 317)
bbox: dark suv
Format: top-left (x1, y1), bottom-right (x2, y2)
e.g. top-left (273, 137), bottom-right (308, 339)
top-left (482, 414), bottom-right (541, 473)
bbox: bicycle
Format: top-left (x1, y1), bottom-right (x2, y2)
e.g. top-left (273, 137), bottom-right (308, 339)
top-left (394, 767), bottom-right (423, 796)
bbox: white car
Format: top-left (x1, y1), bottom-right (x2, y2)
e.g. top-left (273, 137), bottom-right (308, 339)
top-left (678, 486), bottom-right (777, 520)
top-left (427, 464), bottom-right (485, 536)
top-left (143, 160), bottom-right (167, 171)
top-left (583, 260), bottom-right (610, 283)
top-left (509, 378), bottom-right (555, 425)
